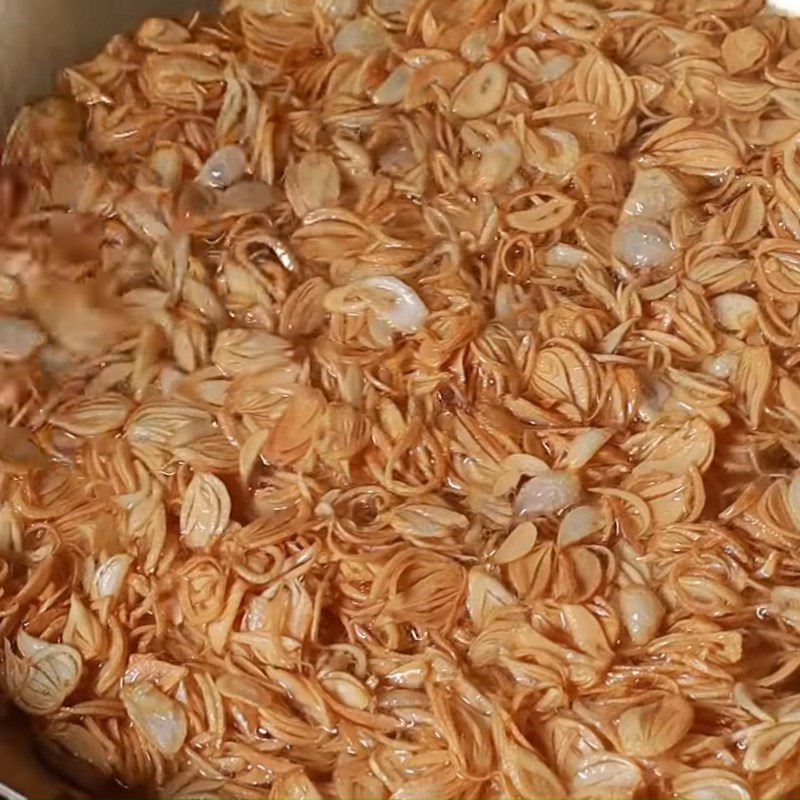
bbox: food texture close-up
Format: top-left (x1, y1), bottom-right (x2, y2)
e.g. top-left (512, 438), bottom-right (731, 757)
top-left (3, 0), bottom-right (800, 797)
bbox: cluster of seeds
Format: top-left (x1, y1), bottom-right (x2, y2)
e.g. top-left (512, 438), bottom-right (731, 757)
top-left (4, 0), bottom-right (800, 797)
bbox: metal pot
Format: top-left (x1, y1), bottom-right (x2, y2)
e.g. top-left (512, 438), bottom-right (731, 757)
top-left (0, 3), bottom-right (214, 795)
top-left (0, 0), bottom-right (215, 132)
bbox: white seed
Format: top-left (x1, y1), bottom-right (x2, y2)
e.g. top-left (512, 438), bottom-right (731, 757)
top-left (196, 145), bottom-right (248, 189)
top-left (619, 584), bottom-right (665, 645)
top-left (702, 352), bottom-right (739, 380)
top-left (612, 220), bottom-right (675, 269)
top-left (515, 471), bottom-right (581, 517)
top-left (622, 167), bottom-right (687, 221)
top-left (711, 293), bottom-right (759, 333)
top-left (121, 682), bottom-right (187, 755)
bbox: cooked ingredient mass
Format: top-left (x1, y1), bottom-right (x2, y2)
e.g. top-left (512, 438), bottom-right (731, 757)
top-left (1, 0), bottom-right (800, 796)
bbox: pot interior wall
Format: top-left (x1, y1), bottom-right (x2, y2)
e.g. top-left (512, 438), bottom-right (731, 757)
top-left (0, 0), bottom-right (216, 132)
